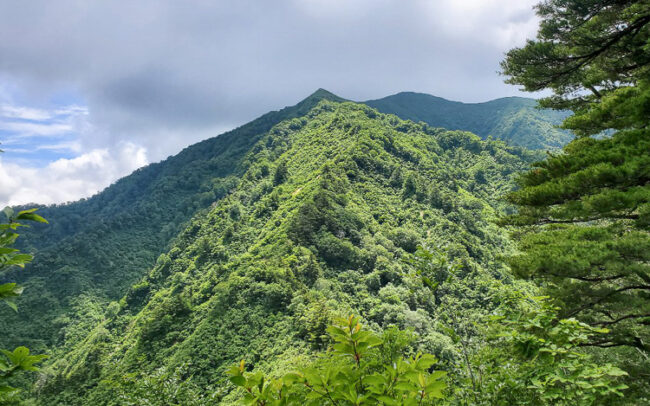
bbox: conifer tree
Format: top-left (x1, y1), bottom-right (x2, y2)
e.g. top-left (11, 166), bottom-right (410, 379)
top-left (501, 0), bottom-right (650, 352)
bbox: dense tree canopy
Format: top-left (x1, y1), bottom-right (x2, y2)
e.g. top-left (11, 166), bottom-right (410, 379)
top-left (27, 101), bottom-right (546, 405)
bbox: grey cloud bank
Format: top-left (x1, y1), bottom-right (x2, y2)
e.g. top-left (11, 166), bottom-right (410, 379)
top-left (0, 0), bottom-right (539, 206)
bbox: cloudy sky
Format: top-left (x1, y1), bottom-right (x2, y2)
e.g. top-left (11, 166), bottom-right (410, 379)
top-left (0, 0), bottom-right (540, 207)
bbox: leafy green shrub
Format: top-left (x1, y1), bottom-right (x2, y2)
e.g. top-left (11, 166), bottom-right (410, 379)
top-left (389, 228), bottom-right (420, 254)
top-left (472, 289), bottom-right (629, 405)
top-left (228, 315), bottom-right (447, 405)
top-left (103, 364), bottom-right (210, 406)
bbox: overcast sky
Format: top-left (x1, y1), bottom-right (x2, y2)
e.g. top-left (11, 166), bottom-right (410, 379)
top-left (0, 0), bottom-right (540, 207)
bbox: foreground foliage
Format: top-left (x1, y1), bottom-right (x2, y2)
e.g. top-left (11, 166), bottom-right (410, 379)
top-left (229, 316), bottom-right (446, 405)
top-left (408, 248), bottom-right (629, 405)
top-left (504, 130), bottom-right (650, 351)
top-left (0, 208), bottom-right (48, 402)
top-left (470, 288), bottom-right (628, 405)
top-left (231, 248), bottom-right (629, 406)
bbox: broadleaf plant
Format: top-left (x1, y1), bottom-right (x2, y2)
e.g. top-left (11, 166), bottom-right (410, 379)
top-left (228, 315), bottom-right (447, 405)
top-left (0, 207), bottom-right (48, 402)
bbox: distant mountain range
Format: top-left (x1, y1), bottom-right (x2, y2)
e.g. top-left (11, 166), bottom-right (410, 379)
top-left (365, 91), bottom-right (572, 150)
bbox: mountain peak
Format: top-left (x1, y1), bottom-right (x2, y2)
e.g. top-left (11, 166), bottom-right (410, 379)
top-left (303, 88), bottom-right (346, 103)
top-left (276, 88), bottom-right (347, 119)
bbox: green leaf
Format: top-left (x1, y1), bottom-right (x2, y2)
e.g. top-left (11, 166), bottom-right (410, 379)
top-left (3, 299), bottom-right (17, 312)
top-left (0, 385), bottom-right (18, 394)
top-left (229, 375), bottom-right (247, 387)
top-left (363, 375), bottom-right (385, 386)
top-left (16, 209), bottom-right (48, 224)
top-left (1, 346), bottom-right (47, 371)
top-left (415, 354), bottom-right (437, 370)
top-left (326, 325), bottom-right (348, 340)
top-left (282, 372), bottom-right (303, 384)
top-left (376, 395), bottom-right (398, 405)
top-left (394, 381), bottom-right (417, 392)
top-left (605, 367), bottom-right (628, 377)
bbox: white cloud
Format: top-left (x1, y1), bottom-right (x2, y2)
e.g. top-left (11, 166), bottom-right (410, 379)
top-left (35, 141), bottom-right (82, 152)
top-left (0, 104), bottom-right (54, 121)
top-left (422, 0), bottom-right (539, 47)
top-left (0, 142), bottom-right (148, 207)
top-left (0, 121), bottom-right (73, 137)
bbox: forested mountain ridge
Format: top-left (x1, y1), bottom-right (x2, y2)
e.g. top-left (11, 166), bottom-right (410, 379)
top-left (0, 87), bottom-right (559, 357)
top-left (365, 92), bottom-right (572, 150)
top-left (0, 88), bottom-right (345, 354)
top-left (32, 100), bottom-right (543, 404)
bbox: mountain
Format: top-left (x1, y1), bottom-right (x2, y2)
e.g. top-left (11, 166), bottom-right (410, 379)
top-left (364, 92), bottom-right (572, 150)
top-left (0, 88), bottom-right (345, 354)
top-left (27, 99), bottom-right (542, 404)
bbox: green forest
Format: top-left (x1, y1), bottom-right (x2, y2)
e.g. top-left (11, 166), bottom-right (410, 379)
top-left (1, 0), bottom-right (649, 404)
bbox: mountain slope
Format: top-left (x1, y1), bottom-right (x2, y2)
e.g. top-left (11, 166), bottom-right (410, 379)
top-left (34, 100), bottom-right (541, 405)
top-left (364, 92), bottom-right (572, 149)
top-left (0, 88), bottom-right (345, 354)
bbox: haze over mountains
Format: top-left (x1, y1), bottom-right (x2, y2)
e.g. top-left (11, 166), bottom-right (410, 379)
top-left (2, 89), bottom-right (563, 404)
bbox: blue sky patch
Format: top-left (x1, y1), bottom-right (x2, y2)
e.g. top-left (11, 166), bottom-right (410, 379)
top-left (0, 102), bottom-right (88, 167)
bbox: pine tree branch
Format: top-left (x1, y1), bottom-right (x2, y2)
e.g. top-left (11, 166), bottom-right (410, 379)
top-left (535, 213), bottom-right (639, 225)
top-left (579, 341), bottom-right (628, 348)
top-left (547, 273), bottom-right (628, 283)
top-left (534, 13), bottom-right (650, 87)
top-left (567, 285), bottom-right (650, 318)
top-left (595, 313), bottom-right (650, 327)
